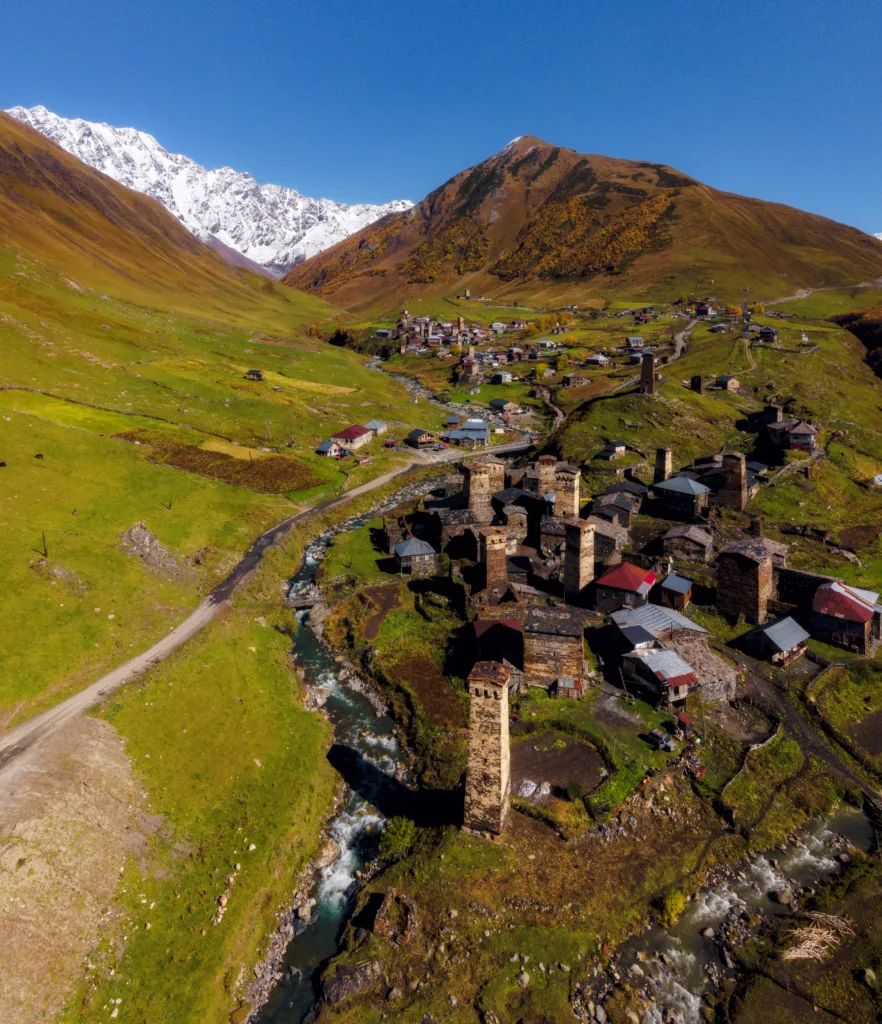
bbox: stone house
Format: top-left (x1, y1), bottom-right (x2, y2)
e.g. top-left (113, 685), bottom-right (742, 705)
top-left (331, 424), bottom-right (373, 449)
top-left (561, 374), bottom-right (590, 388)
top-left (590, 492), bottom-right (637, 529)
top-left (523, 607), bottom-right (584, 688)
top-left (811, 581), bottom-right (882, 655)
top-left (622, 647), bottom-right (698, 705)
top-left (489, 398), bottom-right (517, 415)
top-left (595, 562), bottom-right (656, 614)
top-left (659, 573), bottom-right (693, 612)
top-left (665, 633), bottom-right (738, 703)
top-left (364, 419), bottom-right (388, 435)
top-left (767, 418), bottom-right (818, 453)
top-left (663, 524), bottom-right (714, 563)
top-left (651, 475), bottom-right (711, 519)
top-left (716, 374), bottom-right (740, 391)
top-left (394, 537), bottom-right (437, 576)
top-left (746, 616), bottom-right (810, 665)
top-left (586, 515), bottom-right (628, 566)
top-left (601, 440), bottom-right (628, 460)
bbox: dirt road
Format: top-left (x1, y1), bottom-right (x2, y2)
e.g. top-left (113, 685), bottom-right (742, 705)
top-left (764, 278), bottom-right (882, 307)
top-left (0, 441), bottom-right (531, 796)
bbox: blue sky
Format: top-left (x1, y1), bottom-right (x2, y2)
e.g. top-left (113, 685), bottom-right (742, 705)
top-left (4, 0), bottom-right (881, 231)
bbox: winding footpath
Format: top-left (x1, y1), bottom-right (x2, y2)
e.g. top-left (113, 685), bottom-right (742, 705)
top-left (0, 439), bottom-right (531, 801)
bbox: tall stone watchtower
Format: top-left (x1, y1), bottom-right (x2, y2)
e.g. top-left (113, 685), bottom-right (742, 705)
top-left (479, 527), bottom-right (509, 600)
top-left (555, 465), bottom-right (582, 519)
top-left (564, 520), bottom-right (595, 604)
top-left (719, 452), bottom-right (748, 511)
top-left (464, 661), bottom-right (511, 836)
top-left (654, 446), bottom-right (673, 484)
top-left (477, 457), bottom-right (506, 495)
top-left (463, 464), bottom-right (493, 523)
top-left (640, 352), bottom-right (656, 395)
top-left (537, 454), bottom-right (558, 496)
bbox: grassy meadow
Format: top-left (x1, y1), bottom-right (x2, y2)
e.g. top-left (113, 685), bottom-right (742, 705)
top-left (0, 248), bottom-right (450, 723)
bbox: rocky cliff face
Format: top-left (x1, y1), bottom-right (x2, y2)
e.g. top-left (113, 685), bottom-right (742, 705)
top-left (7, 105), bottom-right (412, 276)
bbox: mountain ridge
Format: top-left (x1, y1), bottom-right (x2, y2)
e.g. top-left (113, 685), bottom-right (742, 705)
top-left (285, 135), bottom-right (882, 310)
top-left (6, 104), bottom-right (412, 276)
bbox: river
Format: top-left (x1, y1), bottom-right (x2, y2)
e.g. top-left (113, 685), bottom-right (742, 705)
top-left (256, 483), bottom-right (429, 1023)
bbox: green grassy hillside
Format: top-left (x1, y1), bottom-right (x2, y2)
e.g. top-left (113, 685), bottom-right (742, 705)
top-left (0, 116), bottom-right (446, 724)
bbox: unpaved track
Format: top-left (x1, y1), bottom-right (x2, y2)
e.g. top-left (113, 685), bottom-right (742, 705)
top-left (0, 441), bottom-right (531, 799)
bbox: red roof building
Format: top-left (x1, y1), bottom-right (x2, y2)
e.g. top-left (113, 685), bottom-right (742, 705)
top-left (595, 562), bottom-right (657, 614)
top-left (331, 424), bottom-right (373, 449)
top-left (811, 581), bottom-right (882, 655)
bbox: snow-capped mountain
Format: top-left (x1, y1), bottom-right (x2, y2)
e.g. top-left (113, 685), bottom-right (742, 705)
top-left (876, 232), bottom-right (882, 241)
top-left (6, 105), bottom-right (412, 276)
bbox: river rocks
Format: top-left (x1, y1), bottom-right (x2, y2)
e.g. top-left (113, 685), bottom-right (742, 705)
top-left (322, 958), bottom-right (383, 1004)
top-left (701, 928), bottom-right (715, 939)
top-left (315, 839), bottom-right (340, 869)
top-left (770, 887), bottom-right (794, 905)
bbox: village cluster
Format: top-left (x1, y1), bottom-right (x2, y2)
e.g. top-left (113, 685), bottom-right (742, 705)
top-left (378, 424), bottom-right (880, 838)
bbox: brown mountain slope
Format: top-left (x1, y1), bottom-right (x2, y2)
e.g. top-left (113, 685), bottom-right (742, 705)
top-left (284, 135), bottom-right (882, 310)
top-left (0, 112), bottom-right (325, 323)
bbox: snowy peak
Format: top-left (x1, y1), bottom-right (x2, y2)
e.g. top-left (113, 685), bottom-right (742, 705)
top-left (6, 105), bottom-right (412, 275)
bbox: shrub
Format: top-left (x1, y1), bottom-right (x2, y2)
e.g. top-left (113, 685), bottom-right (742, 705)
top-left (379, 817), bottom-right (417, 862)
top-left (657, 887), bottom-right (688, 928)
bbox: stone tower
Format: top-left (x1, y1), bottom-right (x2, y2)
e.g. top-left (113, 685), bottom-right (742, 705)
top-left (477, 457), bottom-right (505, 495)
top-left (719, 452), bottom-right (748, 511)
top-left (479, 527), bottom-right (509, 599)
top-left (717, 548), bottom-right (774, 624)
top-left (555, 465), bottom-right (582, 518)
top-left (691, 375), bottom-right (704, 394)
top-left (640, 352), bottom-right (656, 395)
top-left (654, 447), bottom-right (673, 484)
top-left (537, 454), bottom-right (558, 496)
top-left (464, 661), bottom-right (511, 836)
top-left (564, 520), bottom-right (595, 604)
top-left (463, 464), bottom-right (493, 523)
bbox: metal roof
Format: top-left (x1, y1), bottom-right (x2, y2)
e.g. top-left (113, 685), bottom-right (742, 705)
top-left (619, 624), bottom-right (657, 648)
top-left (364, 420), bottom-right (387, 430)
top-left (661, 574), bottom-right (693, 594)
top-left (654, 476), bottom-right (711, 496)
top-left (612, 604), bottom-right (707, 638)
top-left (760, 617), bottom-right (810, 652)
top-left (624, 648), bottom-right (696, 683)
top-left (395, 538), bottom-right (436, 558)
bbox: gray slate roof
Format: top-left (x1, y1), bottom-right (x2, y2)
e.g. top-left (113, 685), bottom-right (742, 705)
top-left (759, 617), bottom-right (810, 652)
top-left (394, 538), bottom-right (436, 558)
top-left (661, 574), bottom-right (693, 594)
top-left (654, 476), bottom-right (711, 496)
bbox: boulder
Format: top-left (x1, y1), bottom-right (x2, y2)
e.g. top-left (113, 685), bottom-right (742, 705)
top-left (322, 959), bottom-right (383, 1005)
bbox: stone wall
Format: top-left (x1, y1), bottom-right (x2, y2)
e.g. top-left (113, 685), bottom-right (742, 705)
top-left (775, 567), bottom-right (836, 610)
top-left (524, 632), bottom-right (582, 687)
